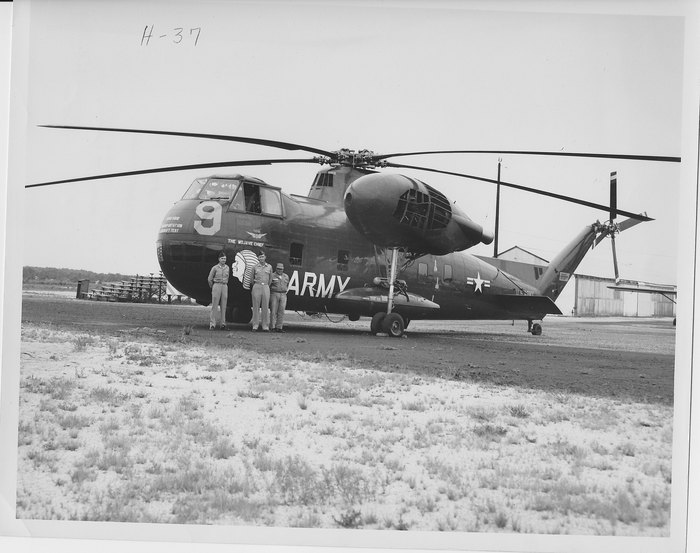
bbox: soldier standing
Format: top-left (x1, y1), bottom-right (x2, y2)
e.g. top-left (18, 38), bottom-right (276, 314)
top-left (207, 252), bottom-right (229, 330)
top-left (251, 251), bottom-right (272, 331)
top-left (270, 262), bottom-right (290, 332)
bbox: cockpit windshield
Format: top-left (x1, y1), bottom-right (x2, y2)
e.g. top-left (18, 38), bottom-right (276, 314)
top-left (182, 178), bottom-right (241, 200)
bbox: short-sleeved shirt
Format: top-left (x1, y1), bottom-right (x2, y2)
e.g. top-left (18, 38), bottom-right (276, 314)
top-left (270, 272), bottom-right (289, 293)
top-left (252, 262), bottom-right (272, 285)
top-left (208, 263), bottom-right (230, 286)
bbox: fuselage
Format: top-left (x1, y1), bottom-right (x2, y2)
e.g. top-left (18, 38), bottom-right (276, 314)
top-left (156, 172), bottom-right (562, 323)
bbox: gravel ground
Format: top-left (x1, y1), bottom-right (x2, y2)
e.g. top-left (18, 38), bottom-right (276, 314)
top-left (21, 292), bottom-right (676, 405)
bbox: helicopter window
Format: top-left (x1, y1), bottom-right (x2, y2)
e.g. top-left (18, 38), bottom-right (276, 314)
top-left (418, 262), bottom-right (428, 277)
top-left (337, 250), bottom-right (350, 271)
top-left (228, 184), bottom-right (245, 211)
top-left (290, 243), bottom-right (303, 266)
top-left (313, 173), bottom-right (334, 188)
top-left (443, 264), bottom-right (453, 282)
top-left (183, 178), bottom-right (240, 201)
top-left (243, 182), bottom-right (262, 213)
top-left (260, 187), bottom-right (282, 216)
top-left (182, 178), bottom-right (209, 200)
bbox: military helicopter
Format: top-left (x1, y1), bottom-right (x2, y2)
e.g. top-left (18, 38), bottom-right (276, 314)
top-left (27, 125), bottom-right (680, 337)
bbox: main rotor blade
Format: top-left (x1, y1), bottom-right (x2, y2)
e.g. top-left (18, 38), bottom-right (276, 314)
top-left (375, 149), bottom-right (680, 163)
top-left (384, 161), bottom-right (654, 222)
top-left (26, 158), bottom-right (319, 188)
top-left (39, 125), bottom-right (336, 158)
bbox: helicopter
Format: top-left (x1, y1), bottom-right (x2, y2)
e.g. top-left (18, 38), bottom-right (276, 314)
top-left (27, 125), bottom-right (680, 337)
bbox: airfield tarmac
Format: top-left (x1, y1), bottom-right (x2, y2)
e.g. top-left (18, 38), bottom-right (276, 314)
top-left (20, 292), bottom-right (676, 405)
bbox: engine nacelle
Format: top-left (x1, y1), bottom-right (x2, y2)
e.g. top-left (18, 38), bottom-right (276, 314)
top-left (344, 173), bottom-right (493, 254)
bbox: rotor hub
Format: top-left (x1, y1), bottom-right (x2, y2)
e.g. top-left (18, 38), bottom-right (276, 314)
top-left (315, 149), bottom-right (387, 168)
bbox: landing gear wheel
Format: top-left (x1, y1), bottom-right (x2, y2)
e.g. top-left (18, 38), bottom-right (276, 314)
top-left (370, 312), bottom-right (386, 335)
top-left (382, 312), bottom-right (405, 338)
top-left (230, 306), bottom-right (252, 324)
top-left (531, 322), bottom-right (542, 336)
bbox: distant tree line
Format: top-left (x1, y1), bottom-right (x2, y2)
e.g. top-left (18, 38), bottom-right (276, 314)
top-left (23, 266), bottom-right (141, 286)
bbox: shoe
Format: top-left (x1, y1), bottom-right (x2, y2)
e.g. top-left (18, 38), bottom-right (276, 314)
top-left (209, 324), bottom-right (215, 330)
top-left (263, 328), bottom-right (270, 332)
top-left (278, 329), bottom-right (286, 333)
top-left (252, 327), bottom-right (258, 332)
top-left (220, 325), bottom-right (227, 330)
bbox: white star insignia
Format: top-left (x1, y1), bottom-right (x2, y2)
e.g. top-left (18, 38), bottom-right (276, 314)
top-left (470, 272), bottom-right (490, 293)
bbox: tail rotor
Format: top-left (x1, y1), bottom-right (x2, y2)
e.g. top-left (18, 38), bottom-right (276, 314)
top-left (593, 171), bottom-right (646, 283)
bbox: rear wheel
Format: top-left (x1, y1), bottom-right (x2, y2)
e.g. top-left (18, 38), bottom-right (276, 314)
top-left (370, 312), bottom-right (386, 335)
top-left (382, 312), bottom-right (405, 338)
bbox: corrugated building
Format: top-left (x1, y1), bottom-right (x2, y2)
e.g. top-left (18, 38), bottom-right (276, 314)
top-left (573, 274), bottom-right (676, 318)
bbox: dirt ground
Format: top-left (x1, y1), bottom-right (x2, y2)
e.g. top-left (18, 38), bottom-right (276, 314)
top-left (20, 293), bottom-right (676, 405)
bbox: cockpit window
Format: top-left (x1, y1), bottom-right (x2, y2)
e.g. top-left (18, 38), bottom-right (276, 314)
top-left (182, 178), bottom-right (241, 200)
top-left (182, 178), bottom-right (208, 199)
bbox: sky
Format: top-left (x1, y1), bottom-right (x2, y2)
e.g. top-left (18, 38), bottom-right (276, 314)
top-left (13, 0), bottom-right (686, 285)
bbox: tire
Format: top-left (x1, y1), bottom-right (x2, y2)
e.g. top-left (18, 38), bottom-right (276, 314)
top-left (370, 312), bottom-right (386, 335)
top-left (382, 312), bottom-right (405, 338)
top-left (531, 322), bottom-right (542, 336)
top-left (230, 306), bottom-right (252, 324)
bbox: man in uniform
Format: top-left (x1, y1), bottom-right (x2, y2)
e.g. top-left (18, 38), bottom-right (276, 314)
top-left (270, 262), bottom-right (290, 332)
top-left (207, 252), bottom-right (229, 330)
top-left (251, 251), bottom-right (272, 331)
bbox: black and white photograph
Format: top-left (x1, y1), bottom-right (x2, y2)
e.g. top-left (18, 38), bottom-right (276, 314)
top-left (1, 1), bottom-right (698, 552)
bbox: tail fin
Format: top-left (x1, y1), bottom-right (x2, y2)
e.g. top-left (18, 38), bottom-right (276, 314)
top-left (535, 225), bottom-right (598, 300)
top-left (536, 217), bottom-right (646, 300)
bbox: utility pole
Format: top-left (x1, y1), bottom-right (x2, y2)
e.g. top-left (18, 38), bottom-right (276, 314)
top-left (494, 159), bottom-right (501, 258)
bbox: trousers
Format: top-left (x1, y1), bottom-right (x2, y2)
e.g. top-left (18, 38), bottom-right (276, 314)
top-left (251, 283), bottom-right (270, 330)
top-left (210, 283), bottom-right (228, 327)
top-left (270, 291), bottom-right (287, 329)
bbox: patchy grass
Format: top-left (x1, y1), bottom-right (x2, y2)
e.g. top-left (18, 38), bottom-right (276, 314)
top-left (15, 323), bottom-right (673, 535)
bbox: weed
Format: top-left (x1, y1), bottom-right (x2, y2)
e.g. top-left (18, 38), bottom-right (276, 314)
top-left (274, 455), bottom-right (320, 505)
top-left (49, 377), bottom-right (75, 401)
top-left (210, 438), bottom-right (237, 459)
top-left (238, 389), bottom-right (264, 399)
top-left (90, 386), bottom-right (129, 406)
top-left (508, 404), bottom-right (530, 418)
top-left (402, 399), bottom-right (427, 412)
top-left (58, 413), bottom-right (92, 430)
top-left (319, 382), bottom-right (357, 400)
top-left (333, 508), bottom-right (362, 528)
top-left (618, 442), bottom-right (637, 457)
top-left (72, 335), bottom-right (92, 351)
top-left (474, 423), bottom-right (508, 440)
